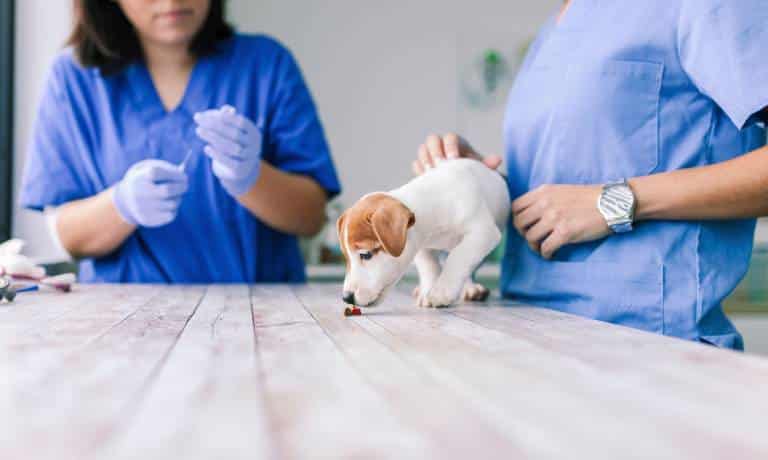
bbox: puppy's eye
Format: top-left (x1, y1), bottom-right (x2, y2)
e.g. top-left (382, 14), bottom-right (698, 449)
top-left (359, 252), bottom-right (373, 261)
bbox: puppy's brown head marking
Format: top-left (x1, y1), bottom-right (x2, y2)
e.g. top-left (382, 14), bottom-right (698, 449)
top-left (337, 194), bottom-right (415, 261)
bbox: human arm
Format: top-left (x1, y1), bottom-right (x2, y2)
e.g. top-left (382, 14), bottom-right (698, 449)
top-left (412, 133), bottom-right (768, 259)
top-left (236, 162), bottom-right (328, 237)
top-left (631, 144), bottom-right (768, 221)
top-left (54, 189), bottom-right (135, 258)
top-left (54, 159), bottom-right (189, 258)
top-left (194, 106), bottom-right (329, 237)
top-left (512, 142), bottom-right (768, 259)
top-left (192, 42), bottom-right (341, 238)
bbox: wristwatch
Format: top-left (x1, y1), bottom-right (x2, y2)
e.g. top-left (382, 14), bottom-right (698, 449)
top-left (597, 179), bottom-right (637, 234)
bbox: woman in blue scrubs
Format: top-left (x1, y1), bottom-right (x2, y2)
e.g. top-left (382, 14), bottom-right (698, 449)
top-left (20, 0), bottom-right (340, 283)
top-left (413, 0), bottom-right (768, 349)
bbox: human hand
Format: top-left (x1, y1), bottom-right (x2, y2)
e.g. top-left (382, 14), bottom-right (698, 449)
top-left (412, 133), bottom-right (503, 175)
top-left (112, 159), bottom-right (189, 227)
top-left (512, 184), bottom-right (610, 259)
top-left (194, 105), bottom-right (263, 197)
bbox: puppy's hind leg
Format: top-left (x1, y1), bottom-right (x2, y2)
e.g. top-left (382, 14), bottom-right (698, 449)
top-left (426, 222), bottom-right (501, 308)
top-left (461, 252), bottom-right (493, 302)
top-left (462, 279), bottom-right (490, 302)
top-left (413, 249), bottom-right (441, 308)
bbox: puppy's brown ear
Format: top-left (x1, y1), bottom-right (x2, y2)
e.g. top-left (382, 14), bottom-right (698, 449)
top-left (336, 211), bottom-right (349, 257)
top-left (370, 199), bottom-right (415, 257)
top-left (336, 211), bottom-right (347, 241)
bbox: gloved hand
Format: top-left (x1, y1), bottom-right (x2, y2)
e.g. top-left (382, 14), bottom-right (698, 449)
top-left (193, 105), bottom-right (263, 197)
top-left (112, 159), bottom-right (189, 227)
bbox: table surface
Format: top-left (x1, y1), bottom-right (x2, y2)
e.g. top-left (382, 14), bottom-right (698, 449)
top-left (2, 284), bottom-right (768, 460)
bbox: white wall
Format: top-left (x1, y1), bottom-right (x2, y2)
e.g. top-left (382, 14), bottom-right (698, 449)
top-left (12, 0), bottom-right (559, 261)
top-left (12, 0), bottom-right (73, 262)
top-left (227, 1), bottom-right (559, 207)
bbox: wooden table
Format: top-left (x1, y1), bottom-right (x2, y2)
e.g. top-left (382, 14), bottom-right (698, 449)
top-left (2, 284), bottom-right (767, 460)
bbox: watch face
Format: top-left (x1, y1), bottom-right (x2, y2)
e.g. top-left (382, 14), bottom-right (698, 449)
top-left (600, 185), bottom-right (635, 222)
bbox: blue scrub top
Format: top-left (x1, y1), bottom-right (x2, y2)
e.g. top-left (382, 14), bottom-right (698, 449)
top-left (20, 34), bottom-right (341, 284)
top-left (502, 0), bottom-right (768, 349)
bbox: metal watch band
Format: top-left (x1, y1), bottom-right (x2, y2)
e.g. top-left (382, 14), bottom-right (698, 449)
top-left (599, 179), bottom-right (636, 234)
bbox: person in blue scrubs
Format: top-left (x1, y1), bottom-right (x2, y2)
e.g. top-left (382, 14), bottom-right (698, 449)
top-left (19, 0), bottom-right (340, 283)
top-left (413, 0), bottom-right (768, 350)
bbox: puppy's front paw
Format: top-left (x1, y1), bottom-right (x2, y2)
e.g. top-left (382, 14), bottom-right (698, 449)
top-left (416, 291), bottom-right (433, 308)
top-left (414, 284), bottom-right (435, 308)
top-left (424, 284), bottom-right (460, 308)
top-left (462, 282), bottom-right (490, 302)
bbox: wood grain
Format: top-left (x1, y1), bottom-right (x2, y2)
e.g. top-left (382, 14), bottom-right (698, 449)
top-left (2, 284), bottom-right (205, 460)
top-left (293, 284), bottom-right (522, 459)
top-left (251, 284), bottom-right (435, 460)
top-left (2, 283), bottom-right (767, 460)
top-left (101, 284), bottom-right (275, 460)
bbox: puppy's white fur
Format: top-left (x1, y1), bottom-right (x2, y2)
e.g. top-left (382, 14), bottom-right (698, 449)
top-left (341, 159), bottom-right (510, 308)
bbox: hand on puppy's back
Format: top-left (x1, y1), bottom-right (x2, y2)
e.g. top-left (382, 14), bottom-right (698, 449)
top-left (413, 133), bottom-right (502, 175)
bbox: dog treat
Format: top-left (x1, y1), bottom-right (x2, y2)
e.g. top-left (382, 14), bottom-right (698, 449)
top-left (344, 306), bottom-right (362, 317)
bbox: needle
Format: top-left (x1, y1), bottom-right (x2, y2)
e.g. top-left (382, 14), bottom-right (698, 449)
top-left (179, 148), bottom-right (194, 172)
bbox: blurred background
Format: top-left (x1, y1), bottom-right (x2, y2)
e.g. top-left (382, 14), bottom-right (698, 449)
top-left (2, 0), bottom-right (767, 352)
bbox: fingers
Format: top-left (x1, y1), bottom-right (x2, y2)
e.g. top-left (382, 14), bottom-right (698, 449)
top-left (483, 155), bottom-right (503, 170)
top-left (211, 159), bottom-right (244, 182)
top-left (144, 161), bottom-right (188, 184)
top-left (196, 127), bottom-right (243, 158)
top-left (513, 202), bottom-right (543, 235)
top-left (540, 229), bottom-right (567, 260)
top-left (193, 108), bottom-right (222, 120)
top-left (442, 133), bottom-right (461, 159)
top-left (414, 133), bottom-right (499, 177)
top-left (425, 134), bottom-right (446, 165)
top-left (194, 106), bottom-right (257, 134)
top-left (523, 219), bottom-right (554, 253)
top-left (153, 200), bottom-right (180, 214)
top-left (226, 112), bottom-right (257, 133)
top-left (412, 160), bottom-right (425, 176)
top-left (417, 143), bottom-right (433, 170)
top-left (512, 185), bottom-right (547, 214)
top-left (153, 181), bottom-right (188, 199)
top-left (204, 145), bottom-right (242, 172)
top-left (194, 114), bottom-right (248, 146)
top-left (415, 133), bottom-right (453, 173)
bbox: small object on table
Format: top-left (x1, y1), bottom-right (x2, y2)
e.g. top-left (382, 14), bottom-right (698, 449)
top-left (4, 287), bottom-right (16, 302)
top-left (15, 285), bottom-right (39, 294)
top-left (0, 276), bottom-right (10, 302)
top-left (39, 273), bottom-right (76, 292)
top-left (344, 306), bottom-right (362, 317)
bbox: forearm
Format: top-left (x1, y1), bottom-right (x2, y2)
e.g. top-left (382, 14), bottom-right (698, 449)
top-left (236, 162), bottom-right (328, 236)
top-left (631, 145), bottom-right (768, 221)
top-left (56, 189), bottom-right (136, 258)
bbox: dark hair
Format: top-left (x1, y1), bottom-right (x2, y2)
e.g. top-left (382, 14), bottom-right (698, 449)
top-left (67, 0), bottom-right (234, 75)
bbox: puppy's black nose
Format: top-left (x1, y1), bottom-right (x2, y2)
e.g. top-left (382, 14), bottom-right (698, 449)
top-left (342, 291), bottom-right (356, 305)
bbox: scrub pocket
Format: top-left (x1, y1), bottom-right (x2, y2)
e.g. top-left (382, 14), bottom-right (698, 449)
top-left (551, 59), bottom-right (664, 183)
top-left (507, 254), bottom-right (665, 334)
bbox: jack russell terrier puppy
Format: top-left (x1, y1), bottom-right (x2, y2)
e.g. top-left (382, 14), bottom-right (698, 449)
top-left (337, 158), bottom-right (510, 308)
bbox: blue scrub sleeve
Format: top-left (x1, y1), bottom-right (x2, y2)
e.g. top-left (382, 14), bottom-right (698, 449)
top-left (19, 60), bottom-right (95, 211)
top-left (265, 49), bottom-right (341, 198)
top-left (678, 0), bottom-right (768, 129)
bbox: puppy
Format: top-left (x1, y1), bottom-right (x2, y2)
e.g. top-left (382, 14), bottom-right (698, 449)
top-left (337, 159), bottom-right (510, 308)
